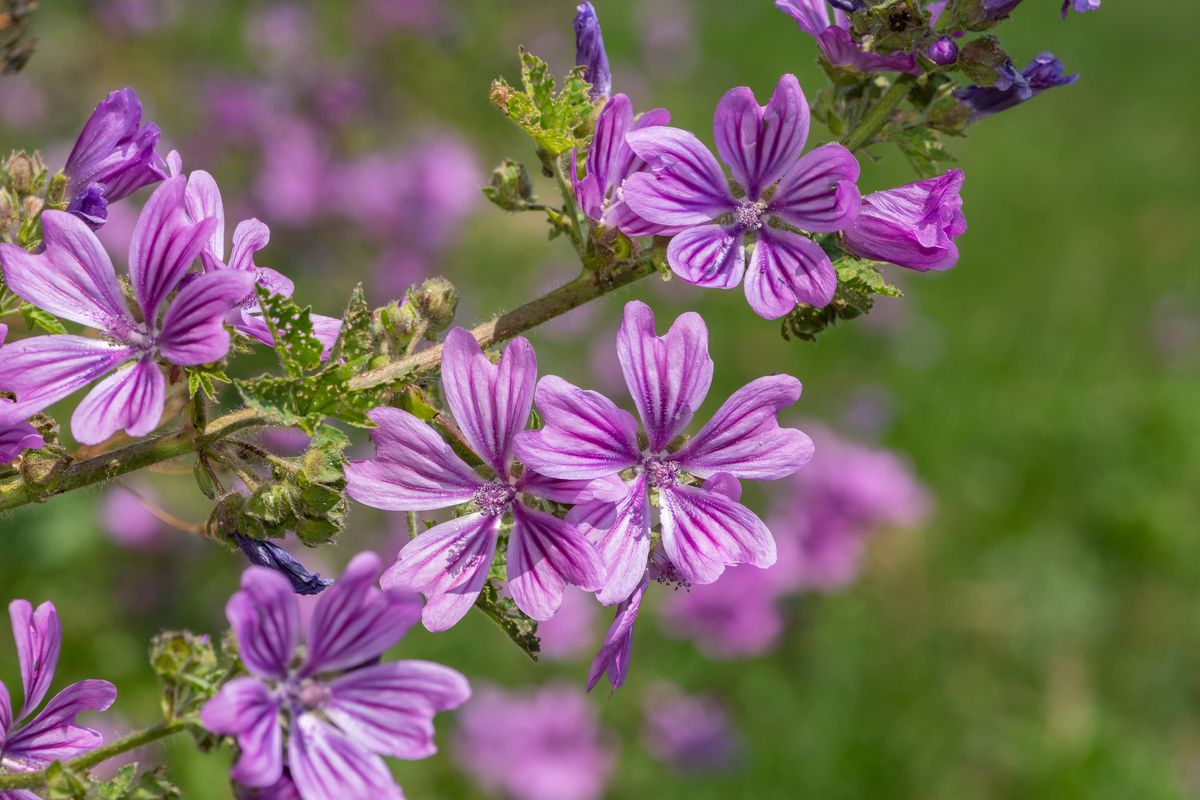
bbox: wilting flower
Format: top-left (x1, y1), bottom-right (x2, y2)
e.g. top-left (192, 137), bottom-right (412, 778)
top-left (1063, 0), bottom-right (1100, 17)
top-left (453, 684), bottom-right (614, 800)
top-left (841, 169), bottom-right (967, 272)
top-left (574, 2), bottom-right (611, 100)
top-left (201, 552), bottom-right (470, 800)
top-left (0, 326), bottom-right (43, 463)
top-left (64, 88), bottom-right (168, 229)
top-left (516, 300), bottom-right (814, 605)
top-left (182, 169), bottom-right (342, 353)
top-left (571, 94), bottom-right (674, 236)
top-left (0, 601), bottom-right (117, 789)
top-left (775, 1), bottom-right (920, 75)
top-left (587, 575), bottom-right (647, 693)
top-left (346, 328), bottom-right (609, 631)
top-left (642, 684), bottom-right (740, 772)
top-left (230, 534), bottom-right (334, 596)
top-left (0, 178), bottom-right (253, 444)
top-left (955, 52), bottom-right (1078, 120)
top-left (622, 74), bottom-right (861, 318)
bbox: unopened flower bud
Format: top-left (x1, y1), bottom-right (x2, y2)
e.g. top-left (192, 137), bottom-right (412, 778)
top-left (924, 36), bottom-right (959, 67)
top-left (22, 195), bottom-right (43, 218)
top-left (573, 2), bottom-right (611, 100)
top-left (412, 277), bottom-right (459, 334)
top-left (5, 151), bottom-right (36, 194)
top-left (483, 159), bottom-right (535, 212)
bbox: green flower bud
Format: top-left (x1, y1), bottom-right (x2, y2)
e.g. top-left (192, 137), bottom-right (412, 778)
top-left (483, 159), bottom-right (536, 211)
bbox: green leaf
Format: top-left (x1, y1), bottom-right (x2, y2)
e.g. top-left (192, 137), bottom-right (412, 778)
top-left (20, 302), bottom-right (66, 334)
top-left (490, 48), bottom-right (594, 157)
top-left (186, 365), bottom-right (229, 400)
top-left (890, 127), bottom-right (957, 179)
top-left (255, 287), bottom-right (323, 377)
top-left (474, 581), bottom-right (540, 661)
top-left (836, 257), bottom-right (903, 298)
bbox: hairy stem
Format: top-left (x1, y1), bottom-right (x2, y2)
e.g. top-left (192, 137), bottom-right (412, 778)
top-left (0, 258), bottom-right (658, 514)
top-left (842, 72), bottom-right (918, 153)
top-left (0, 721), bottom-right (187, 790)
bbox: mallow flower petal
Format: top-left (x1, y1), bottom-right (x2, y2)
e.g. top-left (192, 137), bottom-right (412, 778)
top-left (665, 223), bottom-right (746, 289)
top-left (514, 376), bottom-right (641, 480)
top-left (228, 219), bottom-right (272, 275)
top-left (302, 552), bottom-right (423, 676)
top-left (714, 74), bottom-right (809, 198)
top-left (0, 418), bottom-right (43, 463)
top-left (658, 484), bottom-right (777, 585)
top-left (676, 375), bottom-right (814, 480)
top-left (587, 575), bottom-right (647, 695)
top-left (381, 513), bottom-right (501, 633)
top-left (0, 210), bottom-right (133, 331)
top-left (841, 168), bottom-right (966, 272)
top-left (64, 87), bottom-right (166, 202)
top-left (506, 503), bottom-right (606, 621)
top-left (623, 127), bottom-right (735, 226)
top-left (288, 713), bottom-right (404, 800)
top-left (225, 567), bottom-right (300, 680)
top-left (775, 0), bottom-right (831, 36)
top-left (346, 407), bottom-right (481, 511)
top-left (743, 227), bottom-right (837, 319)
top-left (586, 93), bottom-right (634, 197)
top-left (128, 176), bottom-right (219, 323)
top-left (568, 475), bottom-right (651, 606)
top-left (70, 356), bottom-right (165, 445)
top-left (158, 270), bottom-right (255, 365)
top-left (617, 301), bottom-right (713, 452)
top-left (0, 335), bottom-right (132, 414)
top-left (440, 328), bottom-right (536, 476)
top-left (769, 143), bottom-right (861, 232)
top-left (200, 677), bottom-right (283, 789)
top-left (2, 679), bottom-right (116, 767)
top-left (325, 660), bottom-right (470, 760)
top-left (183, 170), bottom-right (226, 260)
top-left (8, 600), bottom-right (61, 721)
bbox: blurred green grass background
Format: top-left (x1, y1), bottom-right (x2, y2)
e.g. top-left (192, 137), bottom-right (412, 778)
top-left (2, 1), bottom-right (1199, 797)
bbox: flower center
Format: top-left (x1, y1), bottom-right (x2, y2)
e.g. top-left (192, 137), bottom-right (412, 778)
top-left (735, 199), bottom-right (766, 230)
top-left (474, 479), bottom-right (516, 516)
top-left (295, 678), bottom-right (332, 711)
top-left (106, 317), bottom-right (155, 354)
top-left (644, 457), bottom-right (681, 489)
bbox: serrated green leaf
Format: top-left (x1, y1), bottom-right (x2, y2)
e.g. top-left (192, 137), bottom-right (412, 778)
top-left (20, 302), bottom-right (67, 334)
top-left (329, 283), bottom-right (373, 368)
top-left (475, 581), bottom-right (540, 661)
top-left (836, 257), bottom-right (904, 298)
top-left (490, 49), bottom-right (594, 157)
top-left (186, 365), bottom-right (229, 401)
top-left (255, 287), bottom-right (323, 377)
top-left (891, 127), bottom-right (957, 179)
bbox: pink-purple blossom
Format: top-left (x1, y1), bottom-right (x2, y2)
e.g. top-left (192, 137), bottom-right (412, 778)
top-left (0, 601), bottom-right (117, 795)
top-left (516, 300), bottom-right (813, 608)
top-left (452, 684), bottom-right (614, 800)
top-left (775, 1), bottom-right (920, 75)
top-left (64, 88), bottom-right (168, 229)
top-left (842, 169), bottom-right (967, 272)
top-left (0, 325), bottom-right (44, 464)
top-left (642, 684), bottom-right (740, 772)
top-left (346, 329), bottom-right (611, 631)
top-left (200, 552), bottom-right (469, 800)
top-left (0, 177), bottom-right (253, 444)
top-left (621, 74), bottom-right (861, 318)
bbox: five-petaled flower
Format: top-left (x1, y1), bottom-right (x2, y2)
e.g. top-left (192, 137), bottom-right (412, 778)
top-left (0, 177), bottom-right (253, 445)
top-left (63, 88), bottom-right (169, 230)
top-left (201, 552), bottom-right (470, 800)
top-left (515, 300), bottom-right (814, 608)
top-left (346, 328), bottom-right (611, 632)
top-left (0, 601), bottom-right (117, 797)
top-left (622, 74), bottom-right (861, 319)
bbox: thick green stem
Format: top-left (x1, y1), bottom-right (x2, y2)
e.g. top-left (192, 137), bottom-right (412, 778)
top-left (0, 258), bottom-right (657, 515)
top-left (842, 73), bottom-right (918, 153)
top-left (0, 721), bottom-right (186, 790)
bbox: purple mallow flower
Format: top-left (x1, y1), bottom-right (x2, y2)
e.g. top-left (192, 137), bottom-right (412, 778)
top-left (230, 534), bottom-right (334, 596)
top-left (453, 684), bottom-right (614, 800)
top-left (64, 88), bottom-right (168, 229)
top-left (515, 300), bottom-right (813, 606)
top-left (574, 2), bottom-right (611, 100)
top-left (841, 168), bottom-right (967, 272)
top-left (776, 1), bottom-right (920, 75)
top-left (201, 552), bottom-right (470, 800)
top-left (642, 684), bottom-right (740, 772)
top-left (346, 328), bottom-right (609, 632)
top-left (0, 178), bottom-right (253, 445)
top-left (571, 94), bottom-right (675, 237)
top-left (622, 74), bottom-right (861, 318)
top-left (182, 170), bottom-right (342, 354)
top-left (0, 601), bottom-right (117, 790)
top-left (1063, 0), bottom-right (1100, 17)
top-left (954, 52), bottom-right (1078, 120)
top-left (0, 325), bottom-right (44, 464)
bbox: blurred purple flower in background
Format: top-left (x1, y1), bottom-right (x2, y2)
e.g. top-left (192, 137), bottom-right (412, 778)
top-left (0, 601), bottom-right (117, 786)
top-left (453, 684), bottom-right (614, 800)
top-left (538, 588), bottom-right (599, 661)
top-left (100, 484), bottom-right (165, 550)
top-left (642, 683), bottom-right (740, 772)
top-left (1063, 0), bottom-right (1101, 17)
top-left (660, 562), bottom-right (788, 658)
top-left (201, 552), bottom-right (469, 800)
